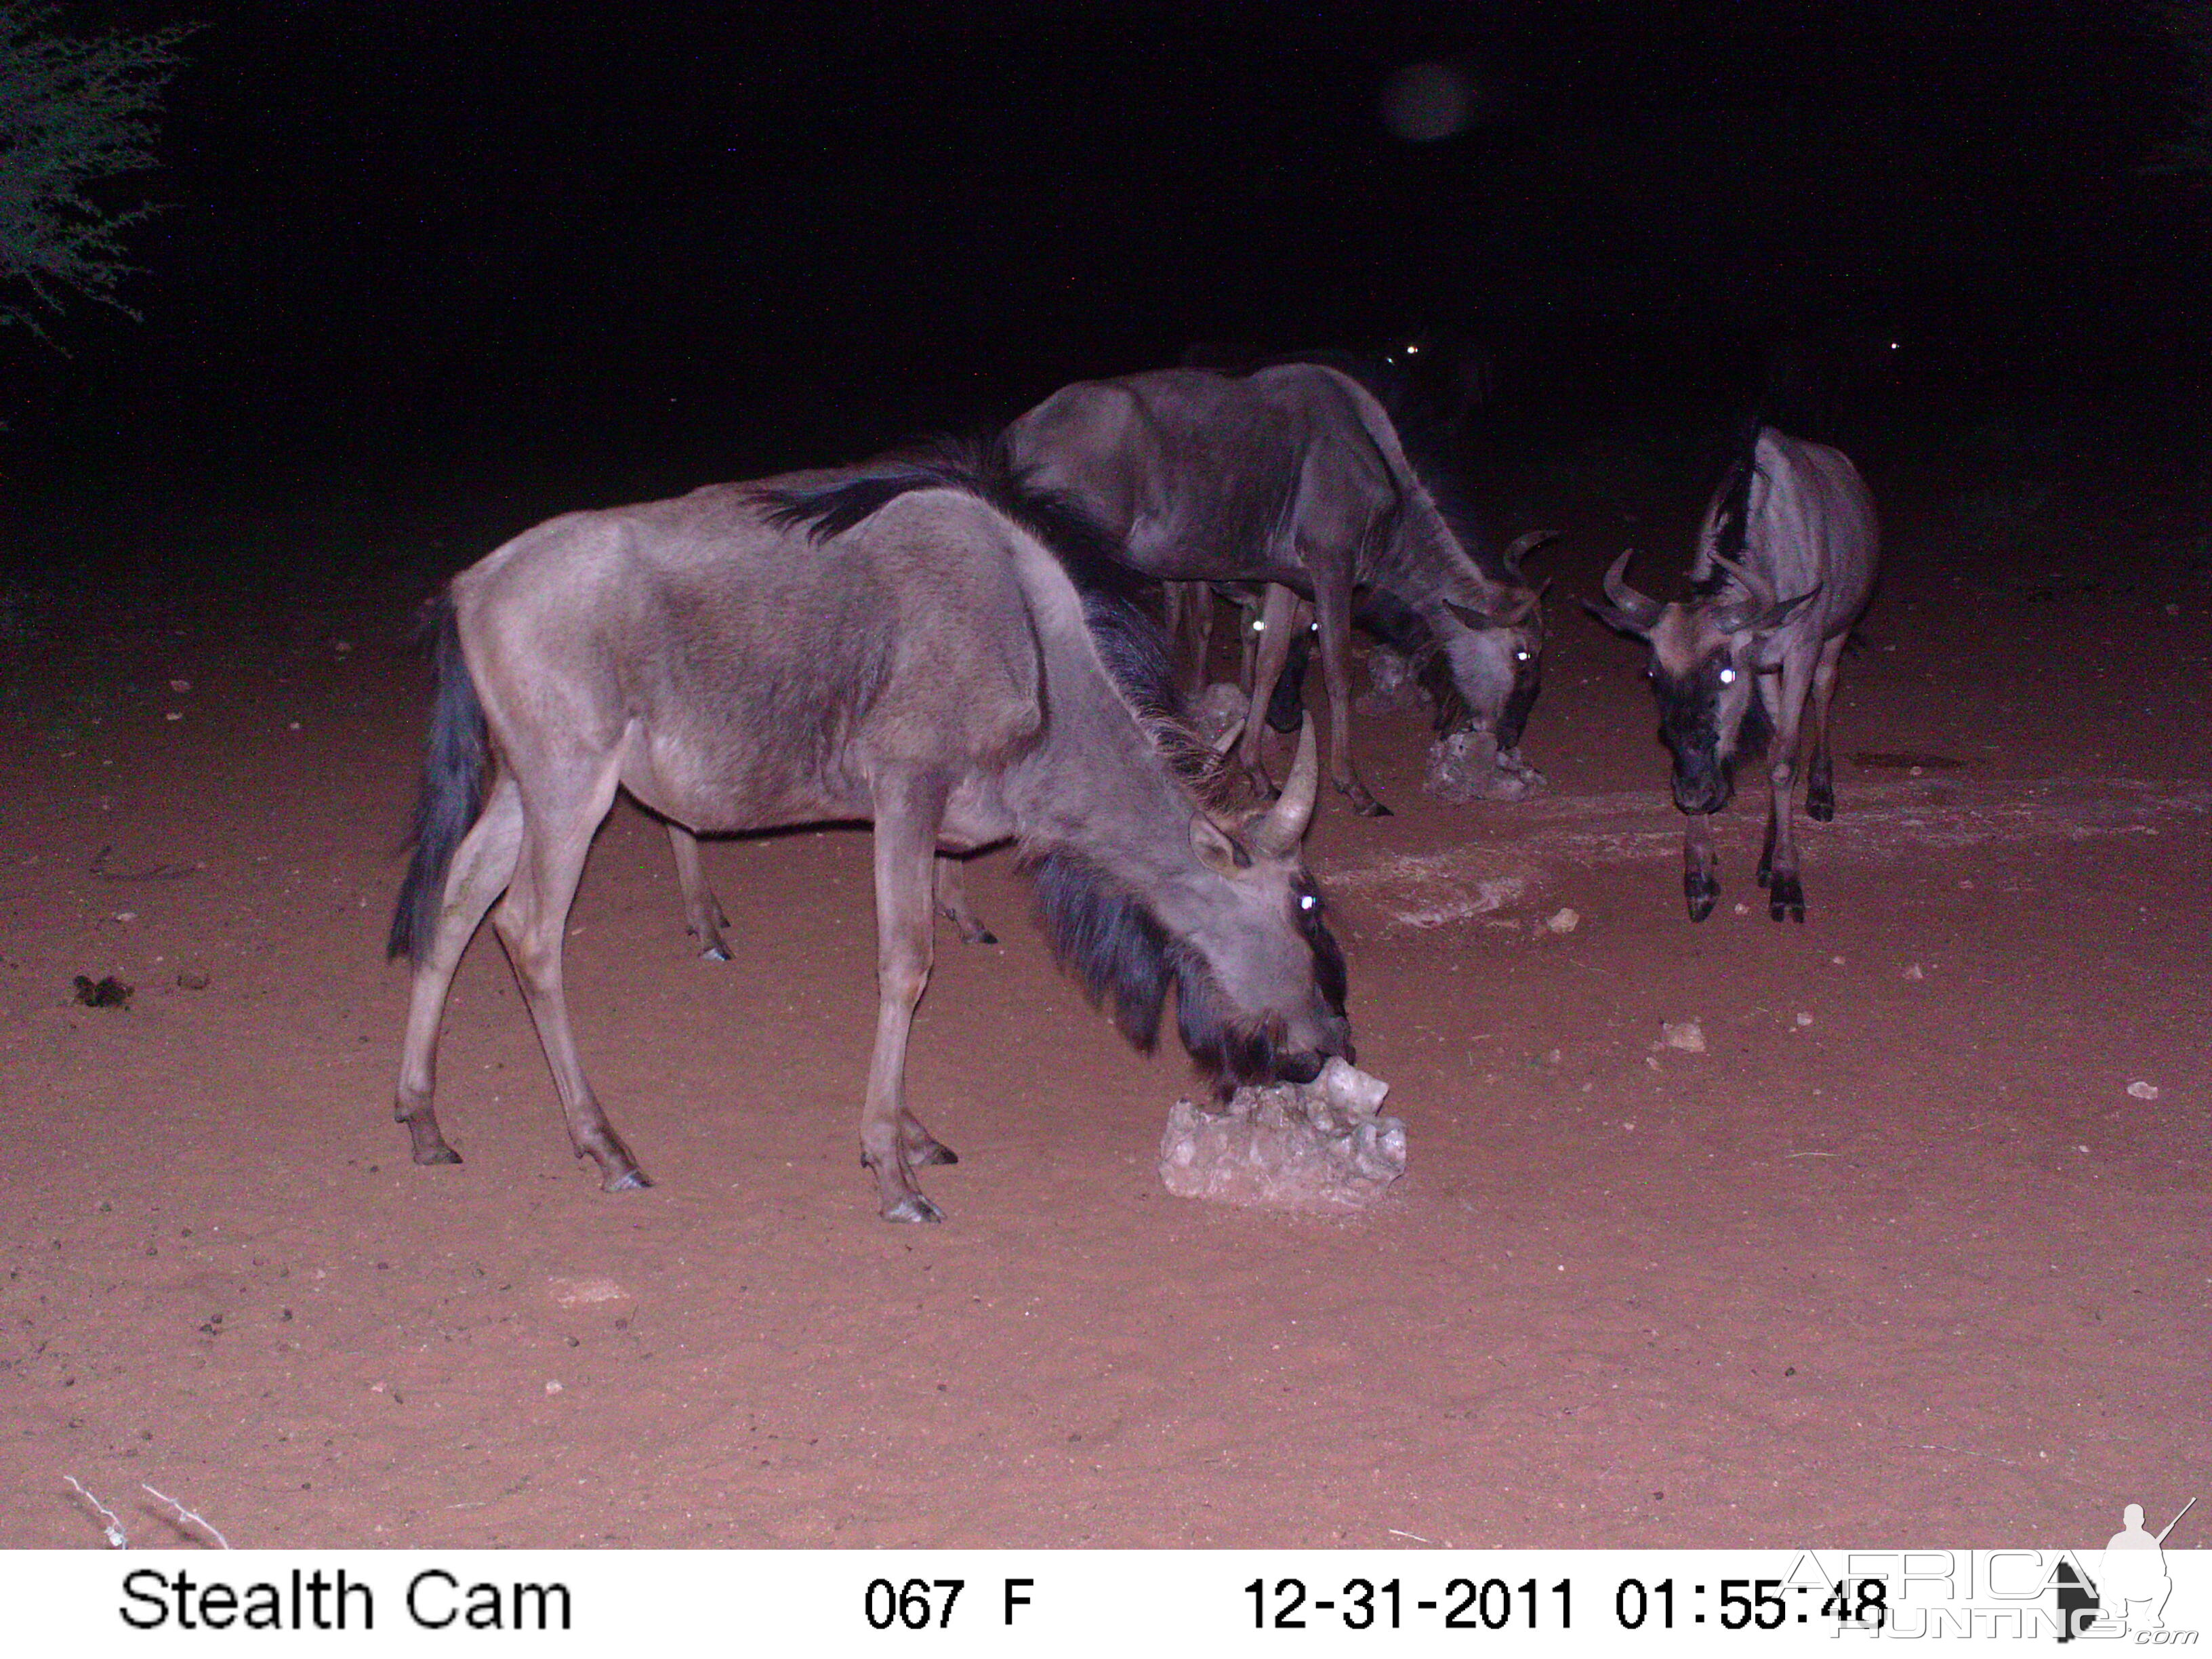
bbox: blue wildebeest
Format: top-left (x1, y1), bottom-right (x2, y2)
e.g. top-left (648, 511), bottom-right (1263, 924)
top-left (1003, 364), bottom-right (1550, 817)
top-left (1589, 426), bottom-right (1880, 923)
top-left (387, 448), bottom-right (1351, 1223)
top-left (1378, 327), bottom-right (1496, 443)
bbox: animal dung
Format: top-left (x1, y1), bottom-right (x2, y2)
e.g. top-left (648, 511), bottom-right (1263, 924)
top-left (1659, 1019), bottom-right (1706, 1052)
top-left (71, 975), bottom-right (134, 1010)
top-left (1159, 1057), bottom-right (1406, 1213)
top-left (1425, 729), bottom-right (1542, 803)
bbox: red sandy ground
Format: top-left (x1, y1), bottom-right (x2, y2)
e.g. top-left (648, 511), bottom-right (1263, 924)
top-left (2, 472), bottom-right (2205, 1551)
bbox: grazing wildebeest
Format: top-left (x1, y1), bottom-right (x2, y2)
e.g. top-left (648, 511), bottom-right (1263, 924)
top-left (1590, 425), bottom-right (1880, 923)
top-left (1003, 363), bottom-right (1550, 816)
top-left (1378, 327), bottom-right (1496, 441)
top-left (387, 448), bottom-right (1352, 1223)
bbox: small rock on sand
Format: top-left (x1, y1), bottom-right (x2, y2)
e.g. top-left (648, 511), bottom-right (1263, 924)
top-left (1660, 1019), bottom-right (1705, 1052)
top-left (2126, 1081), bottom-right (2160, 1101)
top-left (547, 1276), bottom-right (631, 1307)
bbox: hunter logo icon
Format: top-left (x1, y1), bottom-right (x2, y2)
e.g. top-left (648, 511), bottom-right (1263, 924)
top-left (2060, 1496), bottom-right (2197, 1640)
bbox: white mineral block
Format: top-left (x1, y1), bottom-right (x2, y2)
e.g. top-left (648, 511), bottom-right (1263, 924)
top-left (1425, 729), bottom-right (1542, 803)
top-left (1160, 1062), bottom-right (1406, 1213)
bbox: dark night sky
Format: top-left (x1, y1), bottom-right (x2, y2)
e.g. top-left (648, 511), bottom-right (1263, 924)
top-left (7, 1), bottom-right (2207, 534)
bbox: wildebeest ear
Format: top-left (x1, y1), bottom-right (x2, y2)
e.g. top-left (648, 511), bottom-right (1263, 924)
top-left (1740, 585), bottom-right (1822, 636)
top-left (1189, 812), bottom-right (1250, 874)
top-left (1441, 594), bottom-right (1535, 631)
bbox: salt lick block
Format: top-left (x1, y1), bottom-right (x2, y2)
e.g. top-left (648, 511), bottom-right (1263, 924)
top-left (1425, 729), bottom-right (1543, 804)
top-left (1160, 1058), bottom-right (1407, 1213)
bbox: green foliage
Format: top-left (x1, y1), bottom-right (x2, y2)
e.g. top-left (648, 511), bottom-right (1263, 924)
top-left (0, 2), bottom-right (187, 340)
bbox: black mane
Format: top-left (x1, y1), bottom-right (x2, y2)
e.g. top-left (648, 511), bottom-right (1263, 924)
top-left (751, 438), bottom-right (1187, 739)
top-left (1273, 349), bottom-right (1523, 588)
top-left (1698, 418), bottom-right (1766, 588)
top-left (1029, 849), bottom-right (1294, 1091)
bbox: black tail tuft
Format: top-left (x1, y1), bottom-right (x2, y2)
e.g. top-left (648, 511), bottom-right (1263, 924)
top-left (388, 593), bottom-right (489, 964)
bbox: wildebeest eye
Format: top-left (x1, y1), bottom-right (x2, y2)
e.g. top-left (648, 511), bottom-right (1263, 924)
top-left (1719, 667), bottom-right (1736, 684)
top-left (1515, 649), bottom-right (1531, 662)
top-left (1298, 892), bottom-right (1318, 912)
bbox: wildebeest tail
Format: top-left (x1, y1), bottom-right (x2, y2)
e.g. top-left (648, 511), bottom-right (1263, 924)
top-left (387, 592), bottom-right (489, 965)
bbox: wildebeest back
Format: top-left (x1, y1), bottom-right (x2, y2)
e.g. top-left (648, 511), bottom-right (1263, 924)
top-left (453, 480), bottom-right (1046, 834)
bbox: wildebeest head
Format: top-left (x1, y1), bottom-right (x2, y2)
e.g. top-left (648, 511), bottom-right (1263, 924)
top-left (1431, 530), bottom-right (1554, 747)
top-left (1032, 721), bottom-right (1351, 1094)
top-left (1590, 550), bottom-right (1818, 815)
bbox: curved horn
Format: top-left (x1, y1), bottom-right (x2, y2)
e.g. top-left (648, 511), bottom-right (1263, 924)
top-left (1252, 718), bottom-right (1319, 856)
top-left (1501, 529), bottom-right (1558, 576)
top-left (1601, 551), bottom-right (1663, 629)
top-left (1707, 551), bottom-right (1778, 628)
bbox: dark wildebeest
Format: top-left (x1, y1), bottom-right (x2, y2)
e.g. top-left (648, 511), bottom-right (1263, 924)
top-left (1590, 426), bottom-right (1880, 923)
top-left (1003, 364), bottom-right (1550, 816)
top-left (387, 449), bottom-right (1351, 1223)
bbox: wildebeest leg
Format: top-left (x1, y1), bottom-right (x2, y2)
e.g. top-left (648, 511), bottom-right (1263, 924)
top-left (1760, 659), bottom-right (1814, 922)
top-left (1310, 569), bottom-right (1388, 816)
top-left (1171, 582), bottom-right (1218, 691)
top-left (394, 773), bottom-right (524, 1166)
top-left (1682, 810), bottom-right (1720, 922)
top-left (1237, 584), bottom-right (1300, 800)
top-left (667, 824), bottom-right (733, 962)
top-left (933, 853), bottom-right (996, 947)
top-left (1805, 634), bottom-right (1847, 823)
top-left (862, 769), bottom-right (953, 1223)
top-left (491, 765), bottom-right (651, 1191)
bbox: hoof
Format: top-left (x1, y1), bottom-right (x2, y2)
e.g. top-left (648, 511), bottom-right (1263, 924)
top-left (699, 943), bottom-right (732, 963)
top-left (600, 1166), bottom-right (655, 1193)
top-left (881, 1193), bottom-right (945, 1224)
top-left (1768, 875), bottom-right (1806, 922)
top-left (1755, 863), bottom-right (1772, 888)
top-left (1807, 792), bottom-right (1835, 823)
top-left (908, 1141), bottom-right (959, 1167)
top-left (404, 1115), bottom-right (463, 1166)
top-left (1683, 873), bottom-right (1719, 923)
top-left (966, 928), bottom-right (998, 947)
top-left (1340, 785), bottom-right (1393, 818)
